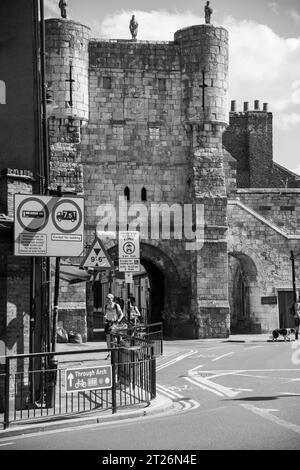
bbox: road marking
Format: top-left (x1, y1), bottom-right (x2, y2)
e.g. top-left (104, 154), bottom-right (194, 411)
top-left (189, 364), bottom-right (204, 375)
top-left (157, 350), bottom-right (198, 371)
top-left (0, 442), bottom-right (15, 447)
top-left (243, 346), bottom-right (263, 350)
top-left (186, 374), bottom-right (243, 398)
top-left (185, 376), bottom-right (224, 396)
top-left (157, 383), bottom-right (200, 411)
top-left (212, 352), bottom-right (235, 362)
top-left (241, 403), bottom-right (300, 435)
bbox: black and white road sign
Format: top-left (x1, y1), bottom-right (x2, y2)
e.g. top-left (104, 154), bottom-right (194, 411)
top-left (14, 194), bottom-right (84, 257)
top-left (80, 237), bottom-right (113, 269)
top-left (118, 231), bottom-right (140, 272)
top-left (65, 365), bottom-right (112, 393)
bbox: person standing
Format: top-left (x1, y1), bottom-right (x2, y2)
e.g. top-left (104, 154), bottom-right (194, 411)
top-left (293, 299), bottom-right (300, 340)
top-left (128, 296), bottom-right (141, 326)
top-left (104, 293), bottom-right (124, 359)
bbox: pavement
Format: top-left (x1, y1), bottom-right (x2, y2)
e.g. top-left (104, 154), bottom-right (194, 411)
top-left (0, 332), bottom-right (282, 438)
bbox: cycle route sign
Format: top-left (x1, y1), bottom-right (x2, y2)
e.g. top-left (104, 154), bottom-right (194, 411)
top-left (14, 194), bottom-right (84, 257)
top-left (65, 365), bottom-right (112, 393)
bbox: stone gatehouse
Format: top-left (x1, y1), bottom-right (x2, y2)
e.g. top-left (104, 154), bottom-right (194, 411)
top-left (41, 17), bottom-right (300, 340)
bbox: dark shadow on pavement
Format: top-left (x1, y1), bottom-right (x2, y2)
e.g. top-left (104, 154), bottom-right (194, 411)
top-left (223, 394), bottom-right (300, 402)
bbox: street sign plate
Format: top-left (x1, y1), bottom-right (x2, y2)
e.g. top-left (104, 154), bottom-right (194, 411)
top-left (14, 194), bottom-right (84, 257)
top-left (65, 365), bottom-right (112, 393)
top-left (118, 231), bottom-right (140, 272)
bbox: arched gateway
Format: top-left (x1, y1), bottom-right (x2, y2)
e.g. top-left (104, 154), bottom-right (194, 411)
top-left (108, 242), bottom-right (189, 336)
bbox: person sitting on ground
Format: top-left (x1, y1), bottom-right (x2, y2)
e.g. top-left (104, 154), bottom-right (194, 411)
top-left (104, 293), bottom-right (124, 359)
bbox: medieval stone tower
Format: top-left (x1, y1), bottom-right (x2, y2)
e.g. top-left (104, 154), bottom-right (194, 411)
top-left (44, 18), bottom-right (231, 339)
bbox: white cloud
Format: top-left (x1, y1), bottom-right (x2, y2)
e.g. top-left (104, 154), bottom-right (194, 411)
top-left (274, 113), bottom-right (300, 130)
top-left (220, 15), bottom-right (300, 130)
top-left (97, 10), bottom-right (202, 41)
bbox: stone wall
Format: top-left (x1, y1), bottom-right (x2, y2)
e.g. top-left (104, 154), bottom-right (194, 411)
top-left (236, 189), bottom-right (300, 235)
top-left (228, 199), bottom-right (300, 332)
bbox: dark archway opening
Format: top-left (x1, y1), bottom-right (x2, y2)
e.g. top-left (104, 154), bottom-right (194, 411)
top-left (228, 252), bottom-right (257, 334)
top-left (142, 259), bottom-right (164, 325)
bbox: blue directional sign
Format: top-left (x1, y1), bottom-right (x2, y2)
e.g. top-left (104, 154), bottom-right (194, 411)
top-left (65, 365), bottom-right (112, 393)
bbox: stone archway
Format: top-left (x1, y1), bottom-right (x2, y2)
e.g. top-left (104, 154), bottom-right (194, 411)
top-left (228, 251), bottom-right (258, 333)
top-left (108, 242), bottom-right (188, 336)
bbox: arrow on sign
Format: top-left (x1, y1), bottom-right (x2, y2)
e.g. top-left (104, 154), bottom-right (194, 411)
top-left (67, 373), bottom-right (74, 387)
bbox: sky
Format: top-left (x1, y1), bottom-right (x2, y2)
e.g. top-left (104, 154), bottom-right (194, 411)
top-left (45, 0), bottom-right (300, 175)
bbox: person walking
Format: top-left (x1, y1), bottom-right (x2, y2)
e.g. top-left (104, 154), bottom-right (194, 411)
top-left (128, 296), bottom-right (141, 327)
top-left (104, 293), bottom-right (124, 359)
top-left (293, 299), bottom-right (300, 340)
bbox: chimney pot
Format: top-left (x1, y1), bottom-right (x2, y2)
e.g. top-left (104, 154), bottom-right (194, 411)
top-left (263, 103), bottom-right (268, 112)
top-left (231, 100), bottom-right (237, 112)
top-left (254, 100), bottom-right (260, 110)
top-left (243, 102), bottom-right (249, 112)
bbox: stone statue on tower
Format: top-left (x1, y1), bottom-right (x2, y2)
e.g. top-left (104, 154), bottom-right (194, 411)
top-left (129, 15), bottom-right (138, 40)
top-left (204, 1), bottom-right (213, 24)
top-left (59, 0), bottom-right (68, 19)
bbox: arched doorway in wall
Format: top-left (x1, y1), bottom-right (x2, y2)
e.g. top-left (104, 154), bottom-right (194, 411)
top-left (228, 251), bottom-right (258, 333)
top-left (106, 242), bottom-right (185, 334)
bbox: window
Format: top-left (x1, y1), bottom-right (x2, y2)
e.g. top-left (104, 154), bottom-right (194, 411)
top-left (280, 206), bottom-right (295, 211)
top-left (158, 78), bottom-right (166, 92)
top-left (103, 77), bottom-right (112, 89)
top-left (149, 127), bottom-right (160, 140)
top-left (0, 80), bottom-right (6, 104)
top-left (124, 186), bottom-right (130, 201)
top-left (141, 187), bottom-right (147, 201)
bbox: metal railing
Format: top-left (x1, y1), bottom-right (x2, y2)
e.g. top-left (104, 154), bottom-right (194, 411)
top-left (111, 322), bottom-right (163, 357)
top-left (0, 342), bottom-right (156, 429)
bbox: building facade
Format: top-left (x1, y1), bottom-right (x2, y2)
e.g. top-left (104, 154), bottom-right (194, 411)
top-left (42, 17), bottom-right (300, 340)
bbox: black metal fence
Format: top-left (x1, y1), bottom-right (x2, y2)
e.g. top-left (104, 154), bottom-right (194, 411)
top-left (0, 342), bottom-right (156, 429)
top-left (111, 322), bottom-right (164, 357)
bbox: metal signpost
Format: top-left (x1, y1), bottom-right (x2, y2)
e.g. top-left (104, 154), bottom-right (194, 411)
top-left (65, 365), bottom-right (112, 393)
top-left (14, 194), bottom-right (84, 257)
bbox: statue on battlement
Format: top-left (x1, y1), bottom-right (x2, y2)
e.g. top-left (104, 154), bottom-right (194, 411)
top-left (204, 1), bottom-right (213, 24)
top-left (129, 15), bottom-right (138, 40)
top-left (59, 0), bottom-right (67, 19)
